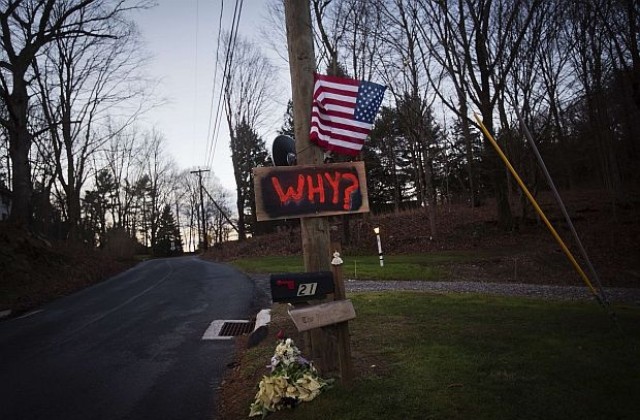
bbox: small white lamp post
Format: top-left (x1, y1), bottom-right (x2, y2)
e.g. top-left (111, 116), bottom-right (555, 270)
top-left (373, 227), bottom-right (384, 267)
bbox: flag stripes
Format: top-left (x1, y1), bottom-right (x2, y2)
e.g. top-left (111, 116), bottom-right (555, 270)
top-left (310, 73), bottom-right (385, 156)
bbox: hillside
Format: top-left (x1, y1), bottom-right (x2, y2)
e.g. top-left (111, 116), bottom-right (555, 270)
top-left (0, 224), bottom-right (136, 316)
top-left (205, 188), bottom-right (640, 288)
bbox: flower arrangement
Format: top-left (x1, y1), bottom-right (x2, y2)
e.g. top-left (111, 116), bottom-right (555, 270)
top-left (249, 334), bottom-right (332, 418)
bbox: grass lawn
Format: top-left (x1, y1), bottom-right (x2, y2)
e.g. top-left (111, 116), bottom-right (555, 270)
top-left (229, 292), bottom-right (640, 419)
top-left (229, 252), bottom-right (488, 281)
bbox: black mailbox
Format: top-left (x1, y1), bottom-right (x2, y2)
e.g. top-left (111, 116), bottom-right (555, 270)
top-left (270, 271), bottom-right (334, 303)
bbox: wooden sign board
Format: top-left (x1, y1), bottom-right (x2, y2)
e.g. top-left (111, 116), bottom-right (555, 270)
top-left (288, 299), bottom-right (356, 332)
top-left (253, 161), bottom-right (369, 221)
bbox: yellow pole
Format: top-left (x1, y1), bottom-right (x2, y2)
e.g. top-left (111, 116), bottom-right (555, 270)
top-left (473, 113), bottom-right (600, 298)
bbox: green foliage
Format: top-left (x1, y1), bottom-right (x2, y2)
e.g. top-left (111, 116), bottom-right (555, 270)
top-left (230, 119), bottom-right (271, 239)
top-left (278, 99), bottom-right (295, 138)
top-left (366, 106), bottom-right (414, 210)
top-left (152, 205), bottom-right (182, 257)
top-left (82, 169), bottom-right (118, 246)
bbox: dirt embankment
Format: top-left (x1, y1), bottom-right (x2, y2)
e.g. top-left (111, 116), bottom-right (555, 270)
top-left (0, 224), bottom-right (136, 315)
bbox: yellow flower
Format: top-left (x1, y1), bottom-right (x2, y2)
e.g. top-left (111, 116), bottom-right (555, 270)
top-left (294, 373), bottom-right (325, 402)
top-left (285, 385), bottom-right (298, 398)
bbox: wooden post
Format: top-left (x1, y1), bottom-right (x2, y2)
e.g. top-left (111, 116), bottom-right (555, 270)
top-left (284, 0), bottom-right (332, 373)
top-left (331, 248), bottom-right (353, 386)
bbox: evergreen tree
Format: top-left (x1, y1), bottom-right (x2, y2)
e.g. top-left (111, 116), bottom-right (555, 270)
top-left (278, 100), bottom-right (295, 138)
top-left (366, 106), bottom-right (413, 211)
top-left (153, 204), bottom-right (182, 257)
top-left (82, 169), bottom-right (117, 246)
top-left (230, 119), bottom-right (271, 239)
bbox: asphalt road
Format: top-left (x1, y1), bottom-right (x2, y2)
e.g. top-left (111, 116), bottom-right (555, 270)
top-left (0, 256), bottom-right (257, 420)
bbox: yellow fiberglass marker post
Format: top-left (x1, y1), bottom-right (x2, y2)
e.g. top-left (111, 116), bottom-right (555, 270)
top-left (473, 113), bottom-right (600, 299)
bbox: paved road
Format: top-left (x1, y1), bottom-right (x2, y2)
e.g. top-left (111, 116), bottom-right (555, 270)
top-left (0, 257), bottom-right (256, 420)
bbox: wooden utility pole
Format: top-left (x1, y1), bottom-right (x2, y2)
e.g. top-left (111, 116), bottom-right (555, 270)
top-left (284, 0), bottom-right (331, 272)
top-left (190, 169), bottom-right (210, 251)
top-left (284, 0), bottom-right (333, 373)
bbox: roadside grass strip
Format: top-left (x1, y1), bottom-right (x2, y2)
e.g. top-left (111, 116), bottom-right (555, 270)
top-left (232, 291), bottom-right (640, 419)
top-left (229, 253), bottom-right (485, 281)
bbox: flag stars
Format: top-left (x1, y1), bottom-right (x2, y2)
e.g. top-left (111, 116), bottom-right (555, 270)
top-left (355, 81), bottom-right (386, 124)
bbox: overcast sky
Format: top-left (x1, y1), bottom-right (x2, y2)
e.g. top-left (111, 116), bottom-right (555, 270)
top-left (135, 0), bottom-right (289, 190)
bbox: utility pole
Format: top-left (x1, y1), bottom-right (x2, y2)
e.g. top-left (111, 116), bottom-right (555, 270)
top-left (190, 168), bottom-right (210, 251)
top-left (284, 0), bottom-right (333, 374)
top-left (175, 197), bottom-right (183, 251)
top-left (284, 0), bottom-right (331, 272)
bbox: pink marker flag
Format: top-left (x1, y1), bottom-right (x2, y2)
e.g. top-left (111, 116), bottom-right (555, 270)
top-left (310, 73), bottom-right (386, 156)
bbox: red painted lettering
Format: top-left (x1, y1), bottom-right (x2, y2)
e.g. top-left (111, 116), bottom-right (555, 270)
top-left (324, 171), bottom-right (341, 204)
top-left (307, 174), bottom-right (325, 203)
top-left (342, 173), bottom-right (359, 210)
top-left (271, 175), bottom-right (305, 204)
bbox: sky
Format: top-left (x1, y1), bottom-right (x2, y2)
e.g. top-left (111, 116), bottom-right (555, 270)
top-left (135, 0), bottom-right (289, 191)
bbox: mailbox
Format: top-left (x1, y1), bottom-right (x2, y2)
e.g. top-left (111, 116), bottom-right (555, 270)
top-left (270, 271), bottom-right (334, 303)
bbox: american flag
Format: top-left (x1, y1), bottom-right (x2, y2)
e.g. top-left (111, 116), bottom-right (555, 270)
top-left (310, 73), bottom-right (386, 156)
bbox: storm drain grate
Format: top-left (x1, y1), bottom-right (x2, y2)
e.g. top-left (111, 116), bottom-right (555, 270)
top-left (219, 321), bottom-right (255, 337)
top-left (202, 319), bottom-right (255, 340)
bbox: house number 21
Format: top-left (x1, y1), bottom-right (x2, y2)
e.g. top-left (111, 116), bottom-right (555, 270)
top-left (296, 283), bottom-right (318, 297)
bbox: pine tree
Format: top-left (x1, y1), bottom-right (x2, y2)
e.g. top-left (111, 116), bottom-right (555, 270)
top-left (153, 204), bottom-right (182, 257)
top-left (230, 119), bottom-right (271, 239)
top-left (278, 100), bottom-right (295, 138)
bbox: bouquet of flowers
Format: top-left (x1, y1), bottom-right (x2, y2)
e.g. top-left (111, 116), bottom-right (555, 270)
top-left (249, 336), bottom-right (332, 418)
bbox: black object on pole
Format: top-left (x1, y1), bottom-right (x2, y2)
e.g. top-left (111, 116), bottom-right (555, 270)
top-left (272, 135), bottom-right (297, 166)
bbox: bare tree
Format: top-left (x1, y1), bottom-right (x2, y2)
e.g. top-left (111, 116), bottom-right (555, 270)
top-left (370, 0), bottom-right (440, 236)
top-left (566, 0), bottom-right (624, 206)
top-left (0, 0), bottom-right (152, 227)
top-left (221, 32), bottom-right (276, 240)
top-left (100, 124), bottom-right (143, 234)
top-left (31, 14), bottom-right (151, 238)
top-left (135, 129), bottom-right (176, 248)
top-left (416, 0), bottom-right (544, 229)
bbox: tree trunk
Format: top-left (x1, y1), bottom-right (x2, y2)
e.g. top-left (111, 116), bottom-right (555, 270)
top-left (236, 186), bottom-right (246, 240)
top-left (423, 152), bottom-right (437, 239)
top-left (458, 97), bottom-right (477, 207)
top-left (480, 108), bottom-right (513, 231)
top-left (7, 79), bottom-right (32, 227)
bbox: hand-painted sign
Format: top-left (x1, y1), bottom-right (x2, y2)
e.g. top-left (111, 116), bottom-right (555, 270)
top-left (288, 300), bottom-right (357, 332)
top-left (253, 161), bottom-right (369, 221)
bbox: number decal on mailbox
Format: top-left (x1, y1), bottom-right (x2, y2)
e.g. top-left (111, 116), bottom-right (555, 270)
top-left (297, 282), bottom-right (318, 297)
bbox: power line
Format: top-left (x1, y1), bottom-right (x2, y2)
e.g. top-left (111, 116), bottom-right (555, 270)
top-left (192, 0), bottom-right (200, 153)
top-left (203, 185), bottom-right (239, 234)
top-left (207, 0), bottom-right (243, 169)
top-left (204, 0), bottom-right (244, 170)
top-left (203, 0), bottom-right (225, 169)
